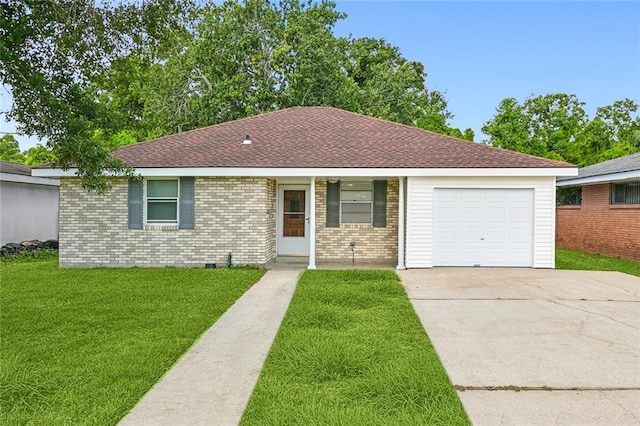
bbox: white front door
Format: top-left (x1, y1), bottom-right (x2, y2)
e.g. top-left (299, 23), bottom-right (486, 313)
top-left (277, 185), bottom-right (310, 256)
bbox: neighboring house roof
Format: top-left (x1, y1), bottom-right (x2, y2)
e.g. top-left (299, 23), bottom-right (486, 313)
top-left (557, 152), bottom-right (640, 187)
top-left (112, 107), bottom-right (573, 169)
top-left (0, 160), bottom-right (60, 186)
top-left (0, 161), bottom-right (32, 176)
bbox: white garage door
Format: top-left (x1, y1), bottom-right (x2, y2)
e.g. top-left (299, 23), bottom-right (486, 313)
top-left (433, 188), bottom-right (533, 267)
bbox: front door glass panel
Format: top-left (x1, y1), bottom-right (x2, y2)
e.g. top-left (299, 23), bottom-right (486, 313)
top-left (283, 190), bottom-right (305, 237)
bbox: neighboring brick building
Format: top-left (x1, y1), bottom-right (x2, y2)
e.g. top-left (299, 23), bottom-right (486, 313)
top-left (556, 153), bottom-right (640, 261)
top-left (35, 107), bottom-right (575, 268)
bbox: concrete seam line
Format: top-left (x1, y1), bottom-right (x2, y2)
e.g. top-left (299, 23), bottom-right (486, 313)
top-left (455, 385), bottom-right (640, 392)
top-left (410, 298), bottom-right (640, 302)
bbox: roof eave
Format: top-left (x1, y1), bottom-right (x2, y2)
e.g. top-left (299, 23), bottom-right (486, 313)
top-left (556, 169), bottom-right (640, 187)
top-left (33, 166), bottom-right (578, 178)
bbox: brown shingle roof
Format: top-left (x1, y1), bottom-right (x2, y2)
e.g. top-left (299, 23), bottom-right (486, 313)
top-left (114, 107), bottom-right (574, 169)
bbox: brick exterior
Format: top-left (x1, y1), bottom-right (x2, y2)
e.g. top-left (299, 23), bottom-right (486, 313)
top-left (314, 179), bottom-right (398, 262)
top-left (59, 177), bottom-right (277, 267)
top-left (556, 183), bottom-right (640, 261)
top-left (59, 176), bottom-right (399, 267)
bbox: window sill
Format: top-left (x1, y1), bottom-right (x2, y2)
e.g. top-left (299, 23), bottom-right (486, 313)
top-left (340, 223), bottom-right (373, 229)
top-left (609, 204), bottom-right (640, 210)
top-left (557, 205), bottom-right (581, 210)
top-left (144, 224), bottom-right (180, 231)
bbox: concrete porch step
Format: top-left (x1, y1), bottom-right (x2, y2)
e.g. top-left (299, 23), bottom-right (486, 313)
top-left (274, 256), bottom-right (309, 264)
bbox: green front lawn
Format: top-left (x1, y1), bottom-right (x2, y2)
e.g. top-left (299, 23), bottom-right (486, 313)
top-left (241, 270), bottom-right (469, 425)
top-left (0, 258), bottom-right (263, 424)
top-left (556, 248), bottom-right (640, 277)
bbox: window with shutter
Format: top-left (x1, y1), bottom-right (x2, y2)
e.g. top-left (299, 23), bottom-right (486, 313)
top-left (128, 177), bottom-right (195, 229)
top-left (325, 180), bottom-right (387, 227)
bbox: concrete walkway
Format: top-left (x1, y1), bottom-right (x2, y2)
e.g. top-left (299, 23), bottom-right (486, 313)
top-left (119, 268), bottom-right (302, 426)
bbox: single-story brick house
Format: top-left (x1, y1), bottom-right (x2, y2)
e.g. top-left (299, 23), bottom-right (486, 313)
top-left (556, 152), bottom-right (640, 261)
top-left (34, 107), bottom-right (576, 268)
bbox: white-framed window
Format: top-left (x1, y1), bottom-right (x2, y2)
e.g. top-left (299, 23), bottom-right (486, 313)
top-left (146, 178), bottom-right (179, 224)
top-left (557, 186), bottom-right (582, 206)
top-left (611, 181), bottom-right (640, 205)
top-left (340, 181), bottom-right (373, 224)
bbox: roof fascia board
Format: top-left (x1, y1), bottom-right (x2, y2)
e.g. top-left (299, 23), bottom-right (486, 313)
top-left (33, 167), bottom-right (577, 178)
top-left (0, 172), bottom-right (60, 186)
top-left (556, 169), bottom-right (640, 187)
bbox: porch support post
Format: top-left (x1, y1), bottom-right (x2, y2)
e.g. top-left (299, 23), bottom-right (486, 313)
top-left (396, 177), bottom-right (406, 270)
top-left (308, 177), bottom-right (317, 269)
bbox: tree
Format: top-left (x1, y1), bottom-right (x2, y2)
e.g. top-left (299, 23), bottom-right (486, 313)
top-left (568, 99), bottom-right (640, 166)
top-left (416, 91), bottom-right (474, 140)
top-left (23, 144), bottom-right (56, 166)
top-left (480, 98), bottom-right (532, 152)
top-left (483, 95), bottom-right (639, 165)
top-left (0, 134), bottom-right (25, 163)
top-left (138, 0), bottom-right (459, 137)
top-left (0, 0), bottom-right (195, 192)
top-left (482, 94), bottom-right (588, 160)
top-left (3, 0), bottom-right (463, 189)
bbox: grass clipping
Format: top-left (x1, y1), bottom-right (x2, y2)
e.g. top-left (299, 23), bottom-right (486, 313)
top-left (242, 270), bottom-right (470, 425)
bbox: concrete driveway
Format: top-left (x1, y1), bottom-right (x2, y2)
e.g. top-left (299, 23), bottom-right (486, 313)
top-left (399, 268), bottom-right (640, 425)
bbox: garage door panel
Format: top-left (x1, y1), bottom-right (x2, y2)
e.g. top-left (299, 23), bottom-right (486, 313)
top-left (434, 189), bottom-right (533, 267)
top-left (457, 190), bottom-right (482, 202)
top-left (483, 190), bottom-right (507, 202)
top-left (508, 190), bottom-right (534, 202)
top-left (509, 227), bottom-right (533, 242)
top-left (483, 210), bottom-right (507, 223)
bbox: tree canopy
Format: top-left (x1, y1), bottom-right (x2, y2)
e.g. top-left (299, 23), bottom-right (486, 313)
top-left (0, 134), bottom-right (56, 165)
top-left (1, 0), bottom-right (195, 191)
top-left (482, 94), bottom-right (640, 166)
top-left (0, 134), bottom-right (25, 163)
top-left (4, 0), bottom-right (635, 190)
top-left (1, 0), bottom-right (471, 191)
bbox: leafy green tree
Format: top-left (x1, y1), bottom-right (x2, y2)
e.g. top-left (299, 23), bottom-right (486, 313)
top-left (415, 92), bottom-right (474, 140)
top-left (3, 0), bottom-right (465, 189)
top-left (0, 0), bottom-right (195, 192)
top-left (0, 135), bottom-right (26, 163)
top-left (23, 144), bottom-right (56, 166)
top-left (138, 0), bottom-right (459, 138)
top-left (482, 94), bottom-right (587, 160)
top-left (483, 94), bottom-right (639, 165)
top-left (569, 99), bottom-right (640, 166)
top-left (480, 98), bottom-right (531, 151)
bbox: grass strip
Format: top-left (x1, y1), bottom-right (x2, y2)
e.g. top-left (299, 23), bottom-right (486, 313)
top-left (241, 270), bottom-right (469, 425)
top-left (0, 258), bottom-right (263, 424)
top-left (556, 248), bottom-right (640, 277)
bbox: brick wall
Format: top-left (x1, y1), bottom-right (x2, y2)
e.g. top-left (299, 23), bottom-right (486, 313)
top-left (315, 179), bottom-right (398, 262)
top-left (59, 177), bottom-right (276, 267)
top-left (556, 183), bottom-right (640, 261)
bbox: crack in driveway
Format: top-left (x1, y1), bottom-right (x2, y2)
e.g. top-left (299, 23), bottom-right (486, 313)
top-left (600, 390), bottom-right (640, 422)
top-left (548, 299), bottom-right (639, 330)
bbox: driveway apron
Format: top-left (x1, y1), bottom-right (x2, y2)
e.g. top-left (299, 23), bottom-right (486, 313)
top-left (119, 268), bottom-right (301, 426)
top-left (399, 268), bottom-right (640, 426)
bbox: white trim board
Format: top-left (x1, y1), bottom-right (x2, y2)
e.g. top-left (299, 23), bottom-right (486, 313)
top-left (556, 170), bottom-right (640, 187)
top-left (33, 167), bottom-right (577, 178)
top-left (0, 172), bottom-right (60, 186)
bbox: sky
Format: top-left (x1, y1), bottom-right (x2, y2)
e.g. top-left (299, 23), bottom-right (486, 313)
top-left (1, 1), bottom-right (639, 151)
